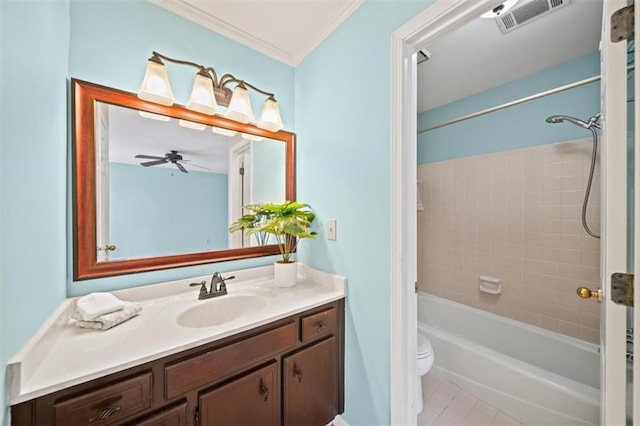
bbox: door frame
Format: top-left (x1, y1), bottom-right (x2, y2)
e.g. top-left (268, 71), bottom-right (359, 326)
top-left (390, 1), bottom-right (504, 422)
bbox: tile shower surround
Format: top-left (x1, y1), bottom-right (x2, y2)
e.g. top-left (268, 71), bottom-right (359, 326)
top-left (417, 138), bottom-right (601, 344)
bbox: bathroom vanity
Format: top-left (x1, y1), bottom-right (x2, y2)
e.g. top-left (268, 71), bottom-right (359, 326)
top-left (8, 265), bottom-right (346, 426)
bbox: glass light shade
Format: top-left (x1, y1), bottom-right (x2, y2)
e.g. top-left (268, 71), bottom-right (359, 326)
top-left (186, 73), bottom-right (217, 115)
top-left (137, 60), bottom-right (175, 106)
top-left (179, 120), bottom-right (206, 131)
top-left (138, 111), bottom-right (170, 122)
top-left (257, 98), bottom-right (283, 132)
top-left (225, 85), bottom-right (254, 124)
top-left (212, 126), bottom-right (237, 137)
top-left (241, 133), bottom-right (263, 141)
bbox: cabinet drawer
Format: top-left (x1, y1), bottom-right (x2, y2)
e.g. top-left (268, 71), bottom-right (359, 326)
top-left (53, 372), bottom-right (152, 425)
top-left (128, 401), bottom-right (187, 426)
top-left (165, 322), bottom-right (296, 399)
top-left (300, 307), bottom-right (335, 342)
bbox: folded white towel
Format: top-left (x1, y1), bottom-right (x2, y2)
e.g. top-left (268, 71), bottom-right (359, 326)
top-left (72, 302), bottom-right (142, 330)
top-left (75, 292), bottom-right (125, 321)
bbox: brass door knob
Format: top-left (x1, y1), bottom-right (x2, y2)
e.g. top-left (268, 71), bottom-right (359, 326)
top-left (577, 287), bottom-right (602, 302)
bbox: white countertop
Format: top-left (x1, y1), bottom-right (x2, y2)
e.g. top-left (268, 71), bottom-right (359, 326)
top-left (6, 264), bottom-right (346, 405)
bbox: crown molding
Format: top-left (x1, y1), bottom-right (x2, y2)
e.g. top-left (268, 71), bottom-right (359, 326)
top-left (148, 0), bottom-right (296, 66)
top-left (291, 0), bottom-right (364, 66)
top-left (147, 0), bottom-right (363, 67)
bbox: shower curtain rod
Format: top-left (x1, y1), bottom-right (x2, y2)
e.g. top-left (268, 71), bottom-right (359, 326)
top-left (417, 75), bottom-right (600, 134)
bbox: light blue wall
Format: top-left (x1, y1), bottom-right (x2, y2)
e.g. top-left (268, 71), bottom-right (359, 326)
top-left (295, 2), bottom-right (431, 424)
top-left (418, 52), bottom-right (601, 164)
top-left (252, 140), bottom-right (286, 203)
top-left (109, 163), bottom-right (228, 259)
top-left (1, 1), bottom-right (294, 421)
top-left (1, 2), bottom-right (70, 424)
top-left (67, 0), bottom-right (295, 295)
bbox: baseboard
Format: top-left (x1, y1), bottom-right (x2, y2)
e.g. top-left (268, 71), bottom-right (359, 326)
top-left (330, 414), bottom-right (349, 426)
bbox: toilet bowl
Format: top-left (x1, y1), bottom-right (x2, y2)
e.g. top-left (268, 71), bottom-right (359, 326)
top-left (415, 331), bottom-right (434, 414)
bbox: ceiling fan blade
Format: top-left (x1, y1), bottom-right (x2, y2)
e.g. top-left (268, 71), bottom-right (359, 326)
top-left (140, 159), bottom-right (168, 167)
top-left (135, 154), bottom-right (165, 160)
top-left (175, 162), bottom-right (188, 174)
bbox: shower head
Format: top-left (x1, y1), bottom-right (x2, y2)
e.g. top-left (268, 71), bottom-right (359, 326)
top-left (545, 113), bottom-right (601, 129)
top-left (545, 115), bottom-right (591, 129)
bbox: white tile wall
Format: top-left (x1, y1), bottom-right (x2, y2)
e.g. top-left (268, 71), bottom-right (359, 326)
top-left (417, 139), bottom-right (601, 344)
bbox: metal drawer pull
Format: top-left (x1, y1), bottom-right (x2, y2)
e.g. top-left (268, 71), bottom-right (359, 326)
top-left (259, 380), bottom-right (269, 402)
top-left (293, 364), bottom-right (303, 383)
top-left (88, 405), bottom-right (121, 423)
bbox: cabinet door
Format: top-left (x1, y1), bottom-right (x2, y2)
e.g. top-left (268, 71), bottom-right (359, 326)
top-left (199, 362), bottom-right (277, 426)
top-left (283, 337), bottom-right (337, 426)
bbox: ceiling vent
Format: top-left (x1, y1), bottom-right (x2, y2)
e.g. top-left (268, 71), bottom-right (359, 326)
top-left (496, 0), bottom-right (574, 34)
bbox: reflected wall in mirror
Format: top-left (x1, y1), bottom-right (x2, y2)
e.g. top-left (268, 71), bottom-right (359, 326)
top-left (73, 80), bottom-right (295, 280)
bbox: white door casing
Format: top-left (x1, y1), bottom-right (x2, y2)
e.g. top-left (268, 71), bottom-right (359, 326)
top-left (96, 103), bottom-right (110, 262)
top-left (601, 0), bottom-right (630, 424)
top-left (390, 0), bottom-right (505, 423)
top-left (633, 1), bottom-right (640, 423)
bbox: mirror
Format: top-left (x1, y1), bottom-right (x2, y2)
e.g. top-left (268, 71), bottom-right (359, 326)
top-left (73, 79), bottom-right (295, 280)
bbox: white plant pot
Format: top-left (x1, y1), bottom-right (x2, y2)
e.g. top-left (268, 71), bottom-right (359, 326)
top-left (274, 261), bottom-right (297, 287)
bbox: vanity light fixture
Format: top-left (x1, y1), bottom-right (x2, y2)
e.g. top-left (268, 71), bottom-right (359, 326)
top-left (137, 51), bottom-right (284, 132)
top-left (212, 126), bottom-right (237, 137)
top-left (241, 133), bottom-right (263, 142)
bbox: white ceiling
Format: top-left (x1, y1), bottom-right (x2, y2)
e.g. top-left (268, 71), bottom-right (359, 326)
top-left (417, 0), bottom-right (603, 113)
top-left (148, 0), bottom-right (363, 66)
top-left (107, 104), bottom-right (244, 174)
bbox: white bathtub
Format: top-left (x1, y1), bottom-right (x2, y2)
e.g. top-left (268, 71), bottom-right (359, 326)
top-left (418, 293), bottom-right (600, 426)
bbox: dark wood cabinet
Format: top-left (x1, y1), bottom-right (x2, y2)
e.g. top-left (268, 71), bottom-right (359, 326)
top-left (283, 338), bottom-right (337, 426)
top-left (11, 299), bottom-right (344, 426)
top-left (199, 362), bottom-right (278, 426)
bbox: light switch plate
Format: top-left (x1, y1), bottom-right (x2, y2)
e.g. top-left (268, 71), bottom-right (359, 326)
top-left (326, 219), bottom-right (337, 240)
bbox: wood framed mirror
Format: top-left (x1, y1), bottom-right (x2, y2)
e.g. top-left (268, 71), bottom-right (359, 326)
top-left (72, 79), bottom-right (295, 280)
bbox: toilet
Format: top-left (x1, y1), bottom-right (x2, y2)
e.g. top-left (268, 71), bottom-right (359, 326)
top-left (415, 330), bottom-right (434, 414)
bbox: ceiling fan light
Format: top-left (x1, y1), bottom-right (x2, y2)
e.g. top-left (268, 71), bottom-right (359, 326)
top-left (138, 111), bottom-right (170, 121)
top-left (257, 98), bottom-right (283, 132)
top-left (225, 85), bottom-right (254, 124)
top-left (186, 72), bottom-right (218, 115)
top-left (178, 119), bottom-right (207, 131)
top-left (212, 126), bottom-right (237, 137)
top-left (241, 133), bottom-right (263, 141)
top-left (138, 59), bottom-right (175, 106)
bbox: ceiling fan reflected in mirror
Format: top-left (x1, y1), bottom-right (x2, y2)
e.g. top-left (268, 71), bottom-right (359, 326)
top-left (134, 150), bottom-right (209, 174)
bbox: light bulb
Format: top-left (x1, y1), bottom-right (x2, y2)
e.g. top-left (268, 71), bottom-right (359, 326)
top-left (186, 73), bottom-right (217, 115)
top-left (137, 59), bottom-right (174, 106)
top-left (257, 98), bottom-right (283, 132)
top-left (179, 120), bottom-right (206, 130)
top-left (241, 133), bottom-right (263, 141)
top-left (225, 85), bottom-right (254, 124)
top-left (212, 126), bottom-right (237, 137)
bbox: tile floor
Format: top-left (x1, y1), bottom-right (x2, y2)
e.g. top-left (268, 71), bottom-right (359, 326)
top-left (419, 372), bottom-right (523, 426)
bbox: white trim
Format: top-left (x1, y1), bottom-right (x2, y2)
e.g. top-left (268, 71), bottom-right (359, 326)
top-left (600, 0), bottom-right (629, 424)
top-left (635, 2), bottom-right (640, 423)
top-left (147, 0), bottom-right (363, 67)
top-left (390, 0), bottom-right (506, 424)
top-left (291, 0), bottom-right (364, 66)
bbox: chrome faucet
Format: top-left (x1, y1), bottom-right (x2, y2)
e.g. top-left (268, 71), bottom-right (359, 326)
top-left (189, 272), bottom-right (235, 300)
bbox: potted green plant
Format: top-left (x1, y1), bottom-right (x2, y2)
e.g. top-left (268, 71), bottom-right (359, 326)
top-left (229, 201), bottom-right (316, 287)
top-left (227, 205), bottom-right (273, 246)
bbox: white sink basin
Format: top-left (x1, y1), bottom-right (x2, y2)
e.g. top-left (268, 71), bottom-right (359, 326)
top-left (176, 295), bottom-right (267, 328)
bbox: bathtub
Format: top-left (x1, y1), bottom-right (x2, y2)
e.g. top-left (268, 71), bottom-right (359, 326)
top-left (418, 292), bottom-right (600, 426)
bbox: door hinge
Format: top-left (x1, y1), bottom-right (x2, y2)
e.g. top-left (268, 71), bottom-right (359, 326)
top-left (415, 281), bottom-right (418, 294)
top-left (239, 166), bottom-right (245, 176)
top-left (611, 4), bottom-right (634, 42)
top-left (611, 273), bottom-right (634, 307)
